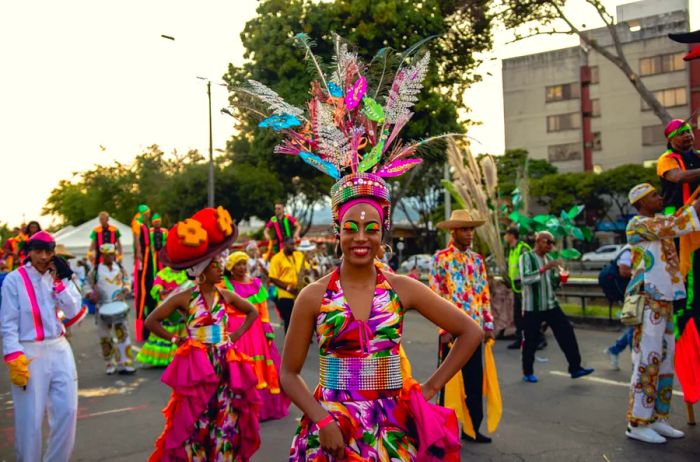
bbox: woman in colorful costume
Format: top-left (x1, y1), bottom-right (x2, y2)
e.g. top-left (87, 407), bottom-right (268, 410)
top-left (222, 251), bottom-right (290, 421)
top-left (234, 34), bottom-right (482, 461)
top-left (145, 206), bottom-right (261, 462)
top-left (136, 266), bottom-right (188, 366)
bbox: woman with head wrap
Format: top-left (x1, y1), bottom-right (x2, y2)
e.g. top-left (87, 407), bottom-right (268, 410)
top-left (221, 251), bottom-right (290, 421)
top-left (145, 207), bottom-right (261, 461)
top-left (235, 35), bottom-right (483, 460)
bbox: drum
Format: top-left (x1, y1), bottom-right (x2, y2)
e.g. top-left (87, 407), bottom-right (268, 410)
top-left (99, 301), bottom-right (129, 325)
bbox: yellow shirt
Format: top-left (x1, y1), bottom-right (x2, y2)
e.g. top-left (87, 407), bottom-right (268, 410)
top-left (268, 250), bottom-right (308, 299)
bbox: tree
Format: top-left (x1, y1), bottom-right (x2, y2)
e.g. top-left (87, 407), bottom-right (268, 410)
top-left (498, 0), bottom-right (673, 124)
top-left (492, 148), bottom-right (558, 196)
top-left (588, 164), bottom-right (659, 221)
top-left (223, 0), bottom-right (497, 232)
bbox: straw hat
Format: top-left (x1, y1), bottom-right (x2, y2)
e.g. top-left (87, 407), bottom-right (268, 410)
top-left (437, 209), bottom-right (486, 230)
top-left (55, 244), bottom-right (75, 259)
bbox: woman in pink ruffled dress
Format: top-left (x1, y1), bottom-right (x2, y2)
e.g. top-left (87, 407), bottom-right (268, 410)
top-left (145, 207), bottom-right (261, 461)
top-left (221, 251), bottom-right (290, 421)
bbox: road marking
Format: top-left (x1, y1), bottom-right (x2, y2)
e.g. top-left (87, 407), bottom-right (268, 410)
top-left (549, 371), bottom-right (684, 396)
top-left (78, 404), bottom-right (147, 420)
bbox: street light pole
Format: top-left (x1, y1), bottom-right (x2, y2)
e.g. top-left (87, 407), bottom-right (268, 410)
top-left (206, 80), bottom-right (214, 207)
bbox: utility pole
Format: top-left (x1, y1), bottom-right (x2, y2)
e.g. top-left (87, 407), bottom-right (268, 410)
top-left (206, 80), bottom-right (214, 207)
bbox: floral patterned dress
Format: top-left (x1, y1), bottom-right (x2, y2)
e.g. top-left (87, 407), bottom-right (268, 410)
top-left (289, 265), bottom-right (460, 461)
top-left (150, 285), bottom-right (260, 462)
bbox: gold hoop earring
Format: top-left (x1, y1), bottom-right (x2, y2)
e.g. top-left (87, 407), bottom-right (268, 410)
top-left (383, 243), bottom-right (394, 258)
top-left (334, 241), bottom-right (342, 258)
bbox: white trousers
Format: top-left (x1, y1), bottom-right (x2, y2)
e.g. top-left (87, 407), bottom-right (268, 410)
top-left (10, 336), bottom-right (78, 462)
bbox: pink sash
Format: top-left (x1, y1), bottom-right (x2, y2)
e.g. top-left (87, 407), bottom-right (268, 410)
top-left (17, 267), bottom-right (45, 341)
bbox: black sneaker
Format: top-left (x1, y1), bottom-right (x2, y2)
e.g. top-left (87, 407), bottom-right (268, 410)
top-left (507, 341), bottom-right (521, 350)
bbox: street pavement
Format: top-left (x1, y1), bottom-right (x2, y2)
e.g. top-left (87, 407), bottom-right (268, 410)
top-left (1, 310), bottom-right (699, 462)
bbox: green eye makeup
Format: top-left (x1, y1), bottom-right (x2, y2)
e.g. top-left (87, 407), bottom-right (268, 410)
top-left (343, 222), bottom-right (359, 232)
top-left (365, 222), bottom-right (380, 232)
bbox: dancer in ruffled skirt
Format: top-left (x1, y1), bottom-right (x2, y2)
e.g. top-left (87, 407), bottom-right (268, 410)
top-left (146, 207), bottom-right (261, 461)
top-left (222, 251), bottom-right (290, 421)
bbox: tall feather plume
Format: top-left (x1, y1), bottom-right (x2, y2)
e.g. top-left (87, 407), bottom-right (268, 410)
top-left (313, 99), bottom-right (349, 165)
top-left (384, 52), bottom-right (430, 124)
top-left (240, 80), bottom-right (305, 117)
top-left (331, 36), bottom-right (358, 88)
top-left (480, 155), bottom-right (498, 198)
top-left (293, 33), bottom-right (330, 93)
top-left (446, 139), bottom-right (506, 275)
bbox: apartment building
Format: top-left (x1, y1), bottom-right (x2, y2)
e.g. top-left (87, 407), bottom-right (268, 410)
top-left (502, 0), bottom-right (699, 172)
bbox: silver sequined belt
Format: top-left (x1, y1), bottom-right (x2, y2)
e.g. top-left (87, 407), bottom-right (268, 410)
top-left (319, 355), bottom-right (403, 391)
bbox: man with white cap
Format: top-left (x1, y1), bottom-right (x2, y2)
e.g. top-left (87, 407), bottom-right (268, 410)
top-left (84, 243), bottom-right (135, 375)
top-left (0, 230), bottom-right (85, 462)
top-left (624, 183), bottom-right (700, 443)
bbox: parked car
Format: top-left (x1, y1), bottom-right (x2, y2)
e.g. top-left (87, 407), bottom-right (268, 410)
top-left (398, 254), bottom-right (433, 274)
top-left (581, 244), bottom-right (623, 270)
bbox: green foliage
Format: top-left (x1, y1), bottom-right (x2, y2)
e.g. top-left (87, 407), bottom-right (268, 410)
top-left (224, 0), bottom-right (496, 209)
top-left (42, 146), bottom-right (285, 227)
top-left (493, 149), bottom-right (558, 196)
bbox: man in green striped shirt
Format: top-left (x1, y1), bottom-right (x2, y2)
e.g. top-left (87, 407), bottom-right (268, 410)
top-left (519, 231), bottom-right (593, 383)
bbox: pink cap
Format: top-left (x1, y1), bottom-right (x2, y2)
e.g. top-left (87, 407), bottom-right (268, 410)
top-left (665, 119), bottom-right (691, 139)
top-left (29, 230), bottom-right (54, 244)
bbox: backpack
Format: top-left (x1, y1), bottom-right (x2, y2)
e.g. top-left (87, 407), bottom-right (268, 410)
top-left (598, 250), bottom-right (630, 303)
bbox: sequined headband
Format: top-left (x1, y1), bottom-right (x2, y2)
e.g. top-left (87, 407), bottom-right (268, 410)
top-left (331, 173), bottom-right (391, 233)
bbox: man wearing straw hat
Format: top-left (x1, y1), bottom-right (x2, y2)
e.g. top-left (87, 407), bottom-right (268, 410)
top-left (431, 209), bottom-right (494, 443)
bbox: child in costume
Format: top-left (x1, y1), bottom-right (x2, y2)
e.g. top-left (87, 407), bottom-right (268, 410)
top-left (145, 207), bottom-right (261, 461)
top-left (136, 266), bottom-right (188, 366)
top-left (222, 251), bottom-right (290, 421)
top-left (234, 34), bottom-right (483, 461)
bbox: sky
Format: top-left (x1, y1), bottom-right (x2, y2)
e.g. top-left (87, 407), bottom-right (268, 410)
top-left (0, 0), bottom-right (695, 227)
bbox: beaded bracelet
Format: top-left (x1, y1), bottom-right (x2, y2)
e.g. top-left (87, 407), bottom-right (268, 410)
top-left (316, 414), bottom-right (334, 430)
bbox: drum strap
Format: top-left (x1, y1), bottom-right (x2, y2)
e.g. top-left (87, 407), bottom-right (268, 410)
top-left (18, 266), bottom-right (45, 341)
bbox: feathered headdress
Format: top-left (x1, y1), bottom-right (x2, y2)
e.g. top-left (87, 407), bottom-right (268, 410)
top-left (230, 34), bottom-right (437, 230)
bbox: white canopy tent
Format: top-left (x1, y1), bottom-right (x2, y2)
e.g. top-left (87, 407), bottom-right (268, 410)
top-left (54, 217), bottom-right (135, 271)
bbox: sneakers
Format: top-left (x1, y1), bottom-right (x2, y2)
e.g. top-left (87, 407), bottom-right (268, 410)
top-left (522, 374), bottom-right (539, 383)
top-left (625, 425), bottom-right (666, 444)
top-left (604, 348), bottom-right (620, 370)
top-left (117, 364), bottom-right (136, 375)
top-left (105, 363), bottom-right (117, 375)
top-left (570, 367), bottom-right (594, 379)
top-left (650, 420), bottom-right (684, 439)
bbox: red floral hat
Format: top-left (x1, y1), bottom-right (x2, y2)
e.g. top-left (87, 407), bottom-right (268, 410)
top-left (160, 206), bottom-right (237, 269)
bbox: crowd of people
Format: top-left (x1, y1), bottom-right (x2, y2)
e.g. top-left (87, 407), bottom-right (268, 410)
top-left (1, 33), bottom-right (698, 461)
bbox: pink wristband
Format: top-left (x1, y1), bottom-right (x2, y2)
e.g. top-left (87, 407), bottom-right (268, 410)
top-left (316, 414), bottom-right (334, 430)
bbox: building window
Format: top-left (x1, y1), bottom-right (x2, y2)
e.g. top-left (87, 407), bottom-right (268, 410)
top-left (590, 66), bottom-right (599, 84)
top-left (547, 113), bottom-right (581, 132)
top-left (548, 142), bottom-right (582, 162)
top-left (546, 83), bottom-right (580, 102)
top-left (641, 87), bottom-right (687, 110)
top-left (642, 124), bottom-right (667, 146)
top-left (591, 99), bottom-right (601, 117)
top-left (639, 52), bottom-right (686, 76)
top-left (592, 132), bottom-right (602, 151)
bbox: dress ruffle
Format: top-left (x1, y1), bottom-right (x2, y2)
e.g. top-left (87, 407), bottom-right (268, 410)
top-left (228, 313), bottom-right (290, 421)
top-left (149, 340), bottom-right (261, 462)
